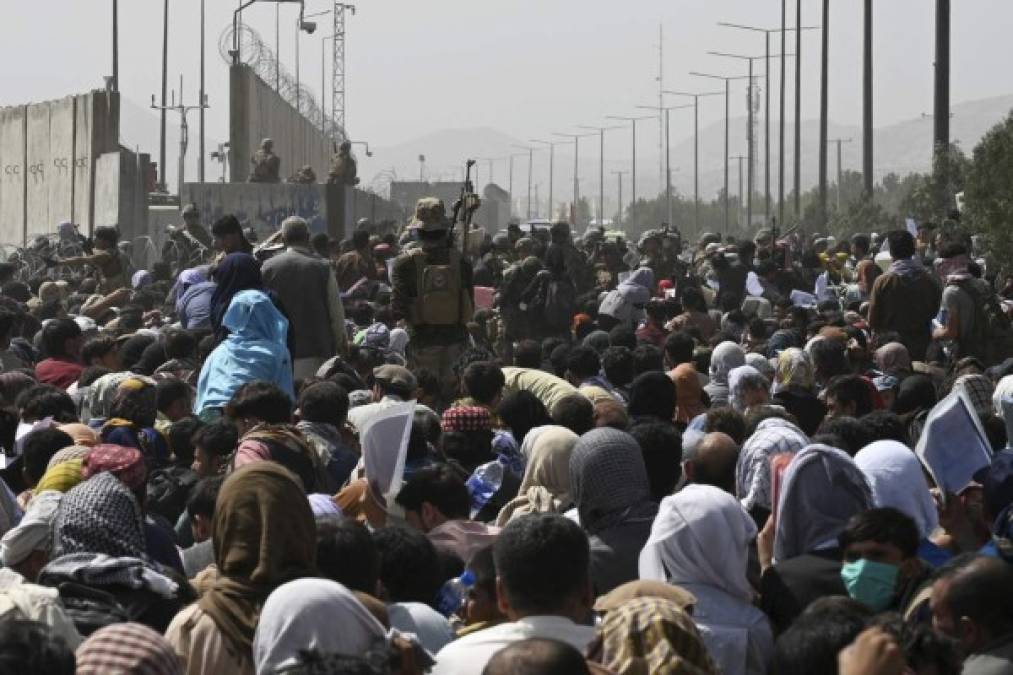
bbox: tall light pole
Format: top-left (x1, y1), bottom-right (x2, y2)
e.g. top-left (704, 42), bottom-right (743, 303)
top-left (716, 22), bottom-right (816, 226)
top-left (296, 9), bottom-right (330, 115)
top-left (530, 140), bottom-right (562, 219)
top-left (512, 145), bottom-right (535, 221)
top-left (818, 0), bottom-right (830, 231)
top-left (934, 0), bottom-right (951, 182)
top-left (507, 152), bottom-right (527, 219)
top-left (605, 115), bottom-right (656, 213)
top-left (862, 0), bottom-right (874, 196)
top-left (158, 0), bottom-right (168, 192)
top-left (612, 170), bottom-right (628, 229)
top-left (637, 103), bottom-right (693, 227)
top-left (553, 132), bottom-right (597, 224)
top-left (731, 154), bottom-right (746, 226)
top-left (111, 0), bottom-right (119, 92)
top-left (321, 35), bottom-right (334, 133)
top-left (708, 51), bottom-right (792, 229)
top-left (795, 0), bottom-right (803, 222)
top-left (672, 82), bottom-right (745, 231)
top-left (827, 138), bottom-right (853, 211)
top-left (577, 125), bottom-right (622, 231)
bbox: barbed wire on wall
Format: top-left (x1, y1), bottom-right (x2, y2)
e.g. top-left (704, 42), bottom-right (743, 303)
top-left (219, 23), bottom-right (347, 144)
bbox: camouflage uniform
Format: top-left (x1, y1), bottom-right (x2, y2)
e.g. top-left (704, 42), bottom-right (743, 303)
top-left (328, 141), bottom-right (359, 186)
top-left (249, 138), bottom-right (281, 183)
top-left (390, 198), bottom-right (473, 405)
top-left (288, 165), bottom-right (317, 184)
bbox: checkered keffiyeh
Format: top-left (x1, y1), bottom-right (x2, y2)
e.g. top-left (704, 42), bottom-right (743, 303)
top-left (75, 622), bottom-right (183, 675)
top-left (953, 374), bottom-right (994, 420)
top-left (736, 417), bottom-right (810, 512)
top-left (83, 444), bottom-right (147, 491)
top-left (441, 406), bottom-right (493, 433)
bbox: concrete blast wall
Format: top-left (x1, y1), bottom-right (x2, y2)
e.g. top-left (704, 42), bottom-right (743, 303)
top-left (0, 90), bottom-right (119, 245)
top-left (230, 64), bottom-right (331, 184)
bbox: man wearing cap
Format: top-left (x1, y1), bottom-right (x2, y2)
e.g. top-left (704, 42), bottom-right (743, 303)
top-left (249, 138), bottom-right (281, 183)
top-left (347, 364), bottom-right (423, 433)
top-left (262, 217), bottom-right (347, 379)
top-left (391, 198), bottom-right (474, 406)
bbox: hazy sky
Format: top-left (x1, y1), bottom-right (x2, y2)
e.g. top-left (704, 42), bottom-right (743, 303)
top-left (3, 0), bottom-right (1010, 186)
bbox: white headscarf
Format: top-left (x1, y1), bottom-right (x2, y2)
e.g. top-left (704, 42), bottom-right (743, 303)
top-left (854, 441), bottom-right (939, 540)
top-left (728, 365), bottom-right (768, 413)
top-left (993, 375), bottom-right (1013, 417)
top-left (388, 328), bottom-right (410, 358)
top-left (639, 484), bottom-right (757, 604)
top-left (253, 578), bottom-right (387, 674)
top-left (0, 491), bottom-right (61, 566)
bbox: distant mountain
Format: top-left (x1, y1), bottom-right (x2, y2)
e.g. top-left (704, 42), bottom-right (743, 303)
top-left (359, 94), bottom-right (1013, 218)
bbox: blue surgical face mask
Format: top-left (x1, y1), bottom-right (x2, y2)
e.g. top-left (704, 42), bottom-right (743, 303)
top-left (840, 559), bottom-right (899, 612)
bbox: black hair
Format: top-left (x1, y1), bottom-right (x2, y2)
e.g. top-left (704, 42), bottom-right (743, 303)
top-left (826, 375), bottom-right (875, 418)
top-left (164, 329), bottom-right (197, 360)
top-left (298, 381), bottom-right (349, 427)
top-left (463, 362), bottom-right (506, 406)
top-left (21, 428), bottom-right (73, 485)
top-left (681, 286), bottom-right (707, 313)
top-left (550, 394), bottom-right (594, 436)
top-left (468, 544), bottom-right (498, 597)
top-left (886, 230), bottom-right (916, 260)
top-left (192, 420), bottom-right (239, 459)
top-left (395, 464), bottom-right (471, 521)
top-left (631, 344), bottom-right (664, 375)
top-left (704, 407), bottom-right (747, 445)
top-left (814, 416), bottom-right (870, 456)
top-left (167, 416), bottom-right (203, 466)
top-left (483, 638), bottom-right (590, 675)
top-left (774, 597), bottom-right (872, 675)
top-left (316, 516), bottom-right (380, 594)
top-left (81, 335), bottom-right (117, 365)
top-left (352, 228), bottom-right (371, 249)
top-left (0, 309), bottom-right (18, 340)
top-left (664, 331), bottom-right (696, 366)
top-left (40, 318), bottom-right (80, 359)
top-left (934, 555), bottom-right (1013, 637)
top-left (494, 513), bottom-right (590, 615)
top-left (628, 371), bottom-right (676, 421)
top-left (92, 226), bottom-right (120, 245)
top-left (860, 410), bottom-right (908, 444)
top-left (16, 385), bottom-right (77, 423)
top-left (549, 344), bottom-right (572, 378)
top-left (498, 390), bottom-right (553, 445)
top-left (156, 378), bottom-right (192, 414)
top-left (372, 526), bottom-right (444, 605)
top-left (0, 619), bottom-right (75, 675)
top-left (600, 347), bottom-right (634, 389)
top-left (513, 340), bottom-right (542, 369)
top-left (211, 214), bottom-right (243, 237)
top-left (565, 346), bottom-right (600, 381)
top-left (629, 421), bottom-right (683, 501)
top-left (186, 476), bottom-right (224, 519)
top-left (225, 381), bottom-right (293, 424)
top-left (839, 507), bottom-right (920, 559)
top-left (440, 430), bottom-right (495, 473)
top-left (78, 365), bottom-right (111, 388)
top-left (607, 326), bottom-right (636, 350)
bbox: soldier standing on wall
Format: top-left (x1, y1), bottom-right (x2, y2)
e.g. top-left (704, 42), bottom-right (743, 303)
top-left (390, 198), bottom-right (473, 407)
top-left (327, 140), bottom-right (359, 186)
top-left (288, 165), bottom-right (317, 185)
top-left (249, 138), bottom-right (281, 183)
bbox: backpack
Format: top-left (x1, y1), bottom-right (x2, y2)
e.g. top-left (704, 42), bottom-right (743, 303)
top-left (542, 278), bottom-right (577, 331)
top-left (146, 465), bottom-right (199, 524)
top-left (407, 249), bottom-right (473, 326)
top-left (953, 278), bottom-right (1013, 363)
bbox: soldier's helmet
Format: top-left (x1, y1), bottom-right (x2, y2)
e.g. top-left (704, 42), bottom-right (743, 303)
top-left (182, 203), bottom-right (199, 220)
top-left (261, 138), bottom-right (273, 151)
top-left (340, 140), bottom-right (352, 151)
top-left (410, 198), bottom-right (448, 232)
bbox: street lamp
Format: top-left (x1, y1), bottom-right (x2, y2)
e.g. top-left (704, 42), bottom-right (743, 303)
top-left (605, 115), bottom-right (657, 211)
top-left (529, 140), bottom-right (562, 219)
top-left (636, 103), bottom-right (693, 228)
top-left (612, 170), bottom-right (628, 229)
top-left (351, 141), bottom-right (372, 157)
top-left (708, 50), bottom-right (793, 229)
top-left (717, 22), bottom-right (817, 228)
top-left (507, 152), bottom-right (528, 219)
top-left (663, 90), bottom-right (723, 232)
top-left (576, 125), bottom-right (623, 231)
top-left (296, 9), bottom-right (329, 115)
top-left (512, 144), bottom-right (535, 221)
top-left (232, 0), bottom-right (304, 65)
top-left (552, 132), bottom-right (596, 224)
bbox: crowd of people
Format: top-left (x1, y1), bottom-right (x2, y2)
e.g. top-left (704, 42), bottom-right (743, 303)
top-left (0, 201), bottom-right (1011, 675)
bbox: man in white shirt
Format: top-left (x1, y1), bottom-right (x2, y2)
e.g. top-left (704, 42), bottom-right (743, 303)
top-left (432, 514), bottom-right (595, 675)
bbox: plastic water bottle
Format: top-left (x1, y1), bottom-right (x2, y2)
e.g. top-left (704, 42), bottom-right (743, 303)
top-left (436, 570), bottom-right (475, 617)
top-left (466, 459), bottom-right (504, 518)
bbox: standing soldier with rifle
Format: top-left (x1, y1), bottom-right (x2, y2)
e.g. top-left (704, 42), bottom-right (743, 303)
top-left (391, 167), bottom-right (477, 406)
